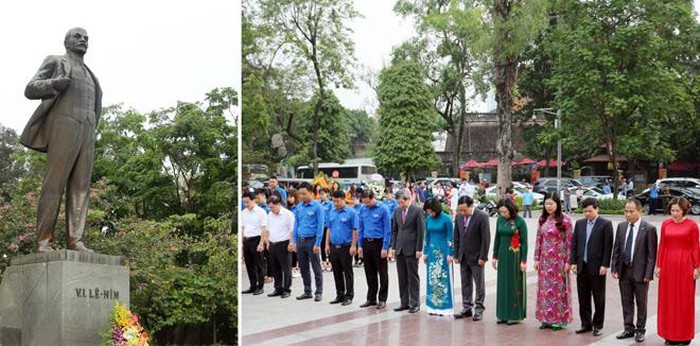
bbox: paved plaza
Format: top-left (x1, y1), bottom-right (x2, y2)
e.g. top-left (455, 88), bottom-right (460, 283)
top-left (242, 214), bottom-right (700, 346)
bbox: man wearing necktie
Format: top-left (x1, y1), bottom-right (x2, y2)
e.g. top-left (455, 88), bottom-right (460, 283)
top-left (570, 198), bottom-right (613, 336)
top-left (389, 190), bottom-right (425, 313)
top-left (452, 196), bottom-right (490, 320)
top-left (611, 199), bottom-right (658, 343)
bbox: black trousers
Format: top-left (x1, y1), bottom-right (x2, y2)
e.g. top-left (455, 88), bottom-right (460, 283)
top-left (320, 227), bottom-right (330, 262)
top-left (330, 244), bottom-right (354, 299)
top-left (396, 253), bottom-right (419, 308)
top-left (243, 236), bottom-right (265, 290)
top-left (577, 263), bottom-right (607, 329)
top-left (460, 263), bottom-right (486, 313)
top-left (269, 240), bottom-right (292, 293)
top-left (619, 265), bottom-right (649, 332)
top-left (363, 239), bottom-right (388, 303)
top-left (297, 237), bottom-right (323, 294)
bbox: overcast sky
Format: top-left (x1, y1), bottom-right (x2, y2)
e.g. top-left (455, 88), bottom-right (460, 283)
top-left (0, 0), bottom-right (239, 133)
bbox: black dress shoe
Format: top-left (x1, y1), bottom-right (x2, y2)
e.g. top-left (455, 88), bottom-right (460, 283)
top-left (394, 306), bottom-right (410, 312)
top-left (575, 327), bottom-right (592, 334)
top-left (593, 328), bottom-right (602, 336)
top-left (634, 332), bottom-right (645, 342)
top-left (330, 297), bottom-right (344, 304)
top-left (314, 294), bottom-right (322, 302)
top-left (341, 299), bottom-right (352, 306)
top-left (540, 323), bottom-right (551, 330)
top-left (616, 330), bottom-right (635, 339)
top-left (455, 309), bottom-right (473, 319)
top-left (281, 292), bottom-right (290, 298)
top-left (242, 288), bottom-right (255, 294)
top-left (376, 301), bottom-right (386, 309)
top-left (473, 313), bottom-right (483, 321)
top-left (496, 320), bottom-right (507, 324)
top-left (268, 291), bottom-right (282, 297)
top-left (409, 306), bottom-right (420, 313)
top-left (253, 288), bottom-right (264, 295)
top-left (296, 293), bottom-right (312, 300)
top-left (359, 301), bottom-right (377, 308)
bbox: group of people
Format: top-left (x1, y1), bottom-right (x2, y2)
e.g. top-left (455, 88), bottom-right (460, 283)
top-left (241, 175), bottom-right (700, 346)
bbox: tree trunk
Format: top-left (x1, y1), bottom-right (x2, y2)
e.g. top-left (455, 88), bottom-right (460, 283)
top-left (310, 28), bottom-right (324, 176)
top-left (493, 0), bottom-right (518, 192)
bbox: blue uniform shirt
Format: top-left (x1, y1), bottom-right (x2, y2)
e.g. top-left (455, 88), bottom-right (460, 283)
top-left (522, 191), bottom-right (533, 206)
top-left (320, 199), bottom-right (333, 220)
top-left (293, 200), bottom-right (325, 247)
top-left (358, 201), bottom-right (392, 250)
top-left (258, 203), bottom-right (270, 214)
top-left (327, 206), bottom-right (359, 245)
top-left (384, 198), bottom-right (399, 218)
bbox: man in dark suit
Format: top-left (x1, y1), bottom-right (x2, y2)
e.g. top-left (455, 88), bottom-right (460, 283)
top-left (22, 28), bottom-right (102, 253)
top-left (389, 190), bottom-right (424, 313)
top-left (611, 199), bottom-right (658, 343)
top-left (570, 197), bottom-right (613, 336)
top-left (453, 195), bottom-right (490, 321)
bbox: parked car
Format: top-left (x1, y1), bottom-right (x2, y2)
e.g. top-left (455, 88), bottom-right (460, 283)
top-left (656, 177), bottom-right (700, 190)
top-left (580, 187), bottom-right (626, 201)
top-left (425, 177), bottom-right (462, 188)
top-left (484, 186), bottom-right (544, 205)
top-left (637, 187), bottom-right (700, 215)
top-left (533, 178), bottom-right (583, 195)
top-left (578, 175), bottom-right (613, 188)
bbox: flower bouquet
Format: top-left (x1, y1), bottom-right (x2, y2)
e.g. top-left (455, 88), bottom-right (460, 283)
top-left (102, 301), bottom-right (150, 346)
top-left (508, 222), bottom-right (520, 252)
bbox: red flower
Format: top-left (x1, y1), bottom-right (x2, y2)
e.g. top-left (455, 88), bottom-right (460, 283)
top-left (509, 230), bottom-right (520, 252)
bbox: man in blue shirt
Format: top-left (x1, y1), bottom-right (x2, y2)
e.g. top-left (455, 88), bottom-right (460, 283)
top-left (602, 183), bottom-right (612, 194)
top-left (522, 187), bottom-right (534, 218)
top-left (325, 190), bottom-right (359, 306)
top-left (290, 182), bottom-right (325, 301)
top-left (648, 183), bottom-right (659, 215)
top-left (358, 189), bottom-right (392, 309)
top-left (255, 188), bottom-right (270, 214)
top-left (269, 175), bottom-right (287, 204)
top-left (383, 188), bottom-right (399, 217)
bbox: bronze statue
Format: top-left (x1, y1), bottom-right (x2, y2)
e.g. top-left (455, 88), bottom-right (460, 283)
top-left (21, 28), bottom-right (102, 253)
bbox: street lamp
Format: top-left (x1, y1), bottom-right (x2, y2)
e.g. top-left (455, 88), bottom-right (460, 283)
top-left (533, 108), bottom-right (562, 193)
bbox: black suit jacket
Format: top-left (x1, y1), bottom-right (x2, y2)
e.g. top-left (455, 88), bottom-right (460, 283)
top-left (611, 219), bottom-right (658, 282)
top-left (390, 205), bottom-right (425, 256)
top-left (570, 216), bottom-right (614, 275)
top-left (453, 208), bottom-right (490, 265)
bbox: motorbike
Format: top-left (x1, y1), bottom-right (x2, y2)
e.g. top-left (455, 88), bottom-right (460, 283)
top-left (476, 200), bottom-right (498, 217)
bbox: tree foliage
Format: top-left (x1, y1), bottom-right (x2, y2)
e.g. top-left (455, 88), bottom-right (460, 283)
top-left (373, 59), bottom-right (440, 178)
top-left (549, 0), bottom-right (699, 188)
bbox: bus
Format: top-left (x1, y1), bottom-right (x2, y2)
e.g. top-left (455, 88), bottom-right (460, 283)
top-left (296, 158), bottom-right (377, 185)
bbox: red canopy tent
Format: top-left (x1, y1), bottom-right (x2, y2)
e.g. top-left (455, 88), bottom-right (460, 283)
top-left (513, 157), bottom-right (536, 166)
top-left (666, 161), bottom-right (699, 171)
top-left (537, 159), bottom-right (567, 167)
top-left (462, 159), bottom-right (483, 169)
top-left (482, 158), bottom-right (500, 167)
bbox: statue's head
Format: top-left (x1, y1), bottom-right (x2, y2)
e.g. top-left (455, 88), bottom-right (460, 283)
top-left (64, 27), bottom-right (88, 56)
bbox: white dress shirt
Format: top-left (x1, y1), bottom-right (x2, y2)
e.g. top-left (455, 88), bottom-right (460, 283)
top-left (268, 207), bottom-right (295, 242)
top-left (242, 205), bottom-right (268, 238)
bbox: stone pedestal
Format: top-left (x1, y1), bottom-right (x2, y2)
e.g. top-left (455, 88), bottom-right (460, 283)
top-left (0, 250), bottom-right (130, 346)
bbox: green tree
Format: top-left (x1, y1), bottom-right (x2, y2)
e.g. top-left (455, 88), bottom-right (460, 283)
top-left (0, 125), bottom-right (27, 202)
top-left (395, 0), bottom-right (489, 177)
top-left (549, 0), bottom-right (699, 193)
top-left (373, 59), bottom-right (440, 178)
top-left (251, 0), bottom-right (358, 173)
top-left (344, 109), bottom-right (377, 158)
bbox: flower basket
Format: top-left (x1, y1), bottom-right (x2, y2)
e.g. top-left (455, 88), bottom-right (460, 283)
top-left (102, 301), bottom-right (150, 346)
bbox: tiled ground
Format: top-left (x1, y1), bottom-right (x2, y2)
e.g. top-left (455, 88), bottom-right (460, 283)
top-left (242, 215), bottom-right (700, 346)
